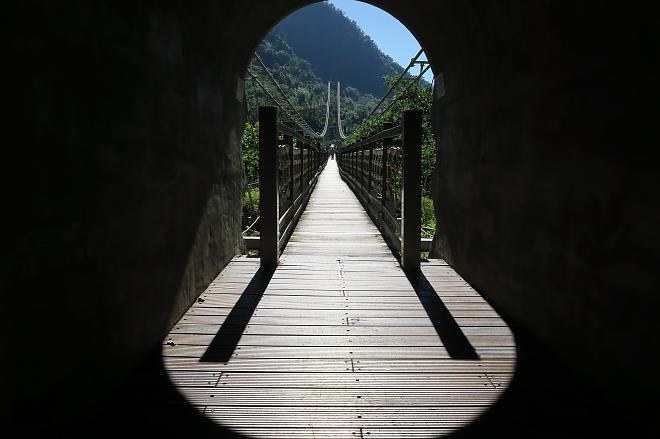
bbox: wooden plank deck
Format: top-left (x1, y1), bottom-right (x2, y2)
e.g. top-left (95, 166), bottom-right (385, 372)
top-left (163, 160), bottom-right (516, 438)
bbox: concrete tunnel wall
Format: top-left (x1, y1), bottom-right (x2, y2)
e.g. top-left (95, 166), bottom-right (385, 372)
top-left (7, 0), bottom-right (658, 420)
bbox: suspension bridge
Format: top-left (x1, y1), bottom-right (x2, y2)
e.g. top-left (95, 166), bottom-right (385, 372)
top-left (163, 51), bottom-right (516, 438)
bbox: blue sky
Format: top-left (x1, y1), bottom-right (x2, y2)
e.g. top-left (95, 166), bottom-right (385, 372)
top-left (327, 0), bottom-right (433, 83)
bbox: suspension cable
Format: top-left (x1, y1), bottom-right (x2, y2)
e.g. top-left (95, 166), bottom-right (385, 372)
top-left (246, 69), bottom-right (297, 123)
top-left (378, 64), bottom-right (432, 116)
top-left (252, 53), bottom-right (330, 139)
top-left (319, 81), bottom-right (331, 137)
top-left (337, 49), bottom-right (430, 142)
top-left (337, 81), bottom-right (348, 139)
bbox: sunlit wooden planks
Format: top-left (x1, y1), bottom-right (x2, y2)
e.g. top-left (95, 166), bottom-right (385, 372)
top-left (163, 160), bottom-right (515, 439)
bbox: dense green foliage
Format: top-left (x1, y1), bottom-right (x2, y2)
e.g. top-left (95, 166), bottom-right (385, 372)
top-left (242, 185), bottom-right (260, 235)
top-left (241, 121), bottom-right (259, 183)
top-left (240, 122), bottom-right (260, 234)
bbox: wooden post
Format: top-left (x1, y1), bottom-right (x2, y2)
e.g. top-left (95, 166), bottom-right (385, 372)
top-left (401, 110), bottom-right (422, 272)
top-left (298, 130), bottom-right (305, 195)
top-left (259, 106), bottom-right (279, 269)
top-left (307, 138), bottom-right (311, 181)
top-left (305, 136), bottom-right (310, 186)
top-left (285, 122), bottom-right (294, 206)
top-left (368, 143), bottom-right (374, 195)
top-left (349, 150), bottom-right (352, 177)
top-left (381, 121), bottom-right (394, 212)
top-left (360, 146), bottom-right (365, 191)
top-left (351, 150), bottom-right (355, 178)
top-left (349, 151), bottom-right (352, 176)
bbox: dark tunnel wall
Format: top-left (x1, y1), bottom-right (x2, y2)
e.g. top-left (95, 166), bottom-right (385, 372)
top-left (7, 1), bottom-right (250, 418)
top-left (422, 1), bottom-right (659, 403)
top-left (7, 0), bottom-right (658, 422)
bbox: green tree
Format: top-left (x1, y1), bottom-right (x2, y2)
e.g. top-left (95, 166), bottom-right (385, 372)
top-left (241, 121), bottom-right (259, 184)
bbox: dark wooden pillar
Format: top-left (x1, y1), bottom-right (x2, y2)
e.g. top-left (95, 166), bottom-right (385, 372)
top-left (401, 110), bottom-right (422, 271)
top-left (298, 130), bottom-right (305, 194)
top-left (368, 143), bottom-right (374, 195)
top-left (381, 121), bottom-right (394, 212)
top-left (285, 122), bottom-right (294, 206)
top-left (259, 106), bottom-right (279, 269)
top-left (360, 146), bottom-right (365, 191)
top-left (352, 150), bottom-right (356, 178)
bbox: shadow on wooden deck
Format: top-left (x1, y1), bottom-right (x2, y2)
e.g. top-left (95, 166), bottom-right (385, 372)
top-left (18, 325), bottom-right (656, 438)
top-left (200, 267), bottom-right (275, 363)
top-left (404, 270), bottom-right (479, 360)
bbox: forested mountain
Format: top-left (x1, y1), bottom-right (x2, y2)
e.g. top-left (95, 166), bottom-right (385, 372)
top-left (246, 28), bottom-right (380, 145)
top-left (245, 2), bottom-right (428, 145)
top-left (272, 2), bottom-right (405, 97)
top-left (242, 2), bottom-right (436, 234)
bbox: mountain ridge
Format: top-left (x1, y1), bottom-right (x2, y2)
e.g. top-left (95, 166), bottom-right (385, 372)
top-left (247, 1), bottom-right (428, 143)
top-left (271, 2), bottom-right (405, 97)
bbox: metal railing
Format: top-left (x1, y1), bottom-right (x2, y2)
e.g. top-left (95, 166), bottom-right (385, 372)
top-left (258, 106), bottom-right (328, 268)
top-left (337, 110), bottom-right (423, 271)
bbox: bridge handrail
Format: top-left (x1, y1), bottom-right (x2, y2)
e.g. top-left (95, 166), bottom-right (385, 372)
top-left (336, 110), bottom-right (423, 270)
top-left (260, 106), bottom-right (328, 268)
top-left (277, 122), bottom-right (321, 151)
top-left (341, 125), bottom-right (402, 153)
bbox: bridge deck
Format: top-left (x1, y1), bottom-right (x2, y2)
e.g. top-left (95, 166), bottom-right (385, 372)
top-left (164, 159), bottom-right (516, 438)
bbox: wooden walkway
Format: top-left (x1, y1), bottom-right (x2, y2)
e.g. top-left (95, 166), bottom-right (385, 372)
top-left (163, 160), bottom-right (516, 438)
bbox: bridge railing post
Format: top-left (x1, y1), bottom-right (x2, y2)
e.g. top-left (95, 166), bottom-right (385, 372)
top-left (314, 141), bottom-right (318, 175)
top-left (349, 150), bottom-right (352, 177)
top-left (350, 150), bottom-right (353, 178)
top-left (259, 106), bottom-right (279, 269)
top-left (360, 142), bottom-right (365, 192)
top-left (367, 141), bottom-right (374, 196)
top-left (381, 122), bottom-right (394, 217)
top-left (401, 110), bottom-right (422, 272)
top-left (307, 137), bottom-right (311, 183)
top-left (298, 130), bottom-right (305, 195)
top-left (306, 136), bottom-right (311, 185)
top-left (284, 122), bottom-right (294, 208)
